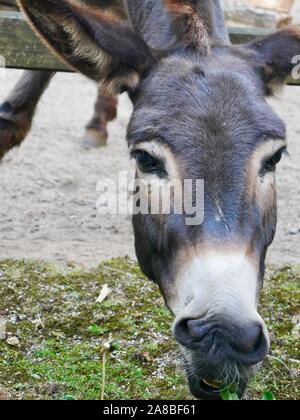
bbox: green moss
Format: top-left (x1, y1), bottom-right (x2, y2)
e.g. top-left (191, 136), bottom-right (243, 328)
top-left (247, 265), bottom-right (300, 400)
top-left (0, 259), bottom-right (299, 400)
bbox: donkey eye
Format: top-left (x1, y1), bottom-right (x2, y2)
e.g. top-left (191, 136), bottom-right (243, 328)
top-left (260, 147), bottom-right (286, 176)
top-left (131, 150), bottom-right (167, 177)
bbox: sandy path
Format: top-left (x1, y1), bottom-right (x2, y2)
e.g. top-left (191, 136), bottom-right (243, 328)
top-left (0, 7), bottom-right (299, 267)
top-left (0, 72), bottom-right (137, 266)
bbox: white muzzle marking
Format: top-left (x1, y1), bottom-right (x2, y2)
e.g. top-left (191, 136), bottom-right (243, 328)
top-left (172, 251), bottom-right (266, 332)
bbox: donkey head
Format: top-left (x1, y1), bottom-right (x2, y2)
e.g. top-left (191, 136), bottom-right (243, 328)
top-left (18, 0), bottom-right (300, 399)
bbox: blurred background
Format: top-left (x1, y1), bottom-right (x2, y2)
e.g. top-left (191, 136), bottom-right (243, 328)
top-left (222, 0), bottom-right (299, 28)
top-left (0, 0), bottom-right (299, 267)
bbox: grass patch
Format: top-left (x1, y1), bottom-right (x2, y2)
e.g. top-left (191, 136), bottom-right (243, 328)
top-left (0, 259), bottom-right (299, 400)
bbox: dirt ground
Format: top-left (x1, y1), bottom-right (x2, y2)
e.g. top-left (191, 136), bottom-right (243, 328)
top-left (0, 8), bottom-right (300, 268)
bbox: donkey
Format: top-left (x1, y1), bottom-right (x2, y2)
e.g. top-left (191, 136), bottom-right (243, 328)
top-left (16, 0), bottom-right (300, 399)
top-left (0, 0), bottom-right (125, 160)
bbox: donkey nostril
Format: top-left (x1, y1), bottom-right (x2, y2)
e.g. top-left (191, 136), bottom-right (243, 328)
top-left (174, 318), bottom-right (214, 347)
top-left (174, 319), bottom-right (191, 346)
top-left (187, 319), bottom-right (213, 340)
top-left (233, 323), bottom-right (265, 355)
top-left (174, 318), bottom-right (268, 364)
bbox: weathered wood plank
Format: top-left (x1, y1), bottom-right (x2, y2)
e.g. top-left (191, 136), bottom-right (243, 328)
top-left (0, 12), bottom-right (299, 86)
top-left (0, 12), bottom-right (272, 70)
top-left (0, 12), bottom-right (70, 71)
top-left (0, 0), bottom-right (17, 9)
top-left (222, 0), bottom-right (292, 29)
top-left (229, 25), bottom-right (276, 43)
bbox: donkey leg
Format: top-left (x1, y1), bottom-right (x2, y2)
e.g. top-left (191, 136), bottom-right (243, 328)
top-left (0, 70), bottom-right (54, 160)
top-left (84, 87), bottom-right (118, 148)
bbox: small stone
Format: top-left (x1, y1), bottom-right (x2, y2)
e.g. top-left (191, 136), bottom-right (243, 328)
top-left (289, 228), bottom-right (300, 235)
top-left (32, 317), bottom-right (44, 330)
top-left (292, 326), bottom-right (300, 340)
top-left (141, 352), bottom-right (153, 363)
top-left (41, 382), bottom-right (60, 396)
top-left (132, 352), bottom-right (153, 364)
top-left (292, 314), bottom-right (300, 340)
top-left (0, 386), bottom-right (10, 401)
top-left (41, 303), bottom-right (53, 313)
top-left (103, 341), bottom-right (111, 351)
top-left (6, 336), bottom-right (20, 347)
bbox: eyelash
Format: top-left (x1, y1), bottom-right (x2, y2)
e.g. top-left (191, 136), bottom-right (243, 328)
top-left (260, 147), bottom-right (287, 176)
top-left (131, 150), bottom-right (167, 177)
top-left (131, 147), bottom-right (287, 178)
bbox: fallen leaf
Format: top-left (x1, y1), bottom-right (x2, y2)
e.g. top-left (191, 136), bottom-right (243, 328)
top-left (96, 284), bottom-right (111, 303)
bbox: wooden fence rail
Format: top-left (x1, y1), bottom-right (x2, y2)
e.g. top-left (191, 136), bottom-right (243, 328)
top-left (0, 11), bottom-right (299, 85)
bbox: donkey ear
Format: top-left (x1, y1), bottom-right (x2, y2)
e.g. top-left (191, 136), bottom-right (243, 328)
top-left (17, 0), bottom-right (155, 93)
top-left (245, 28), bottom-right (300, 94)
top-left (126, 0), bottom-right (176, 49)
top-left (163, 0), bottom-right (211, 53)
